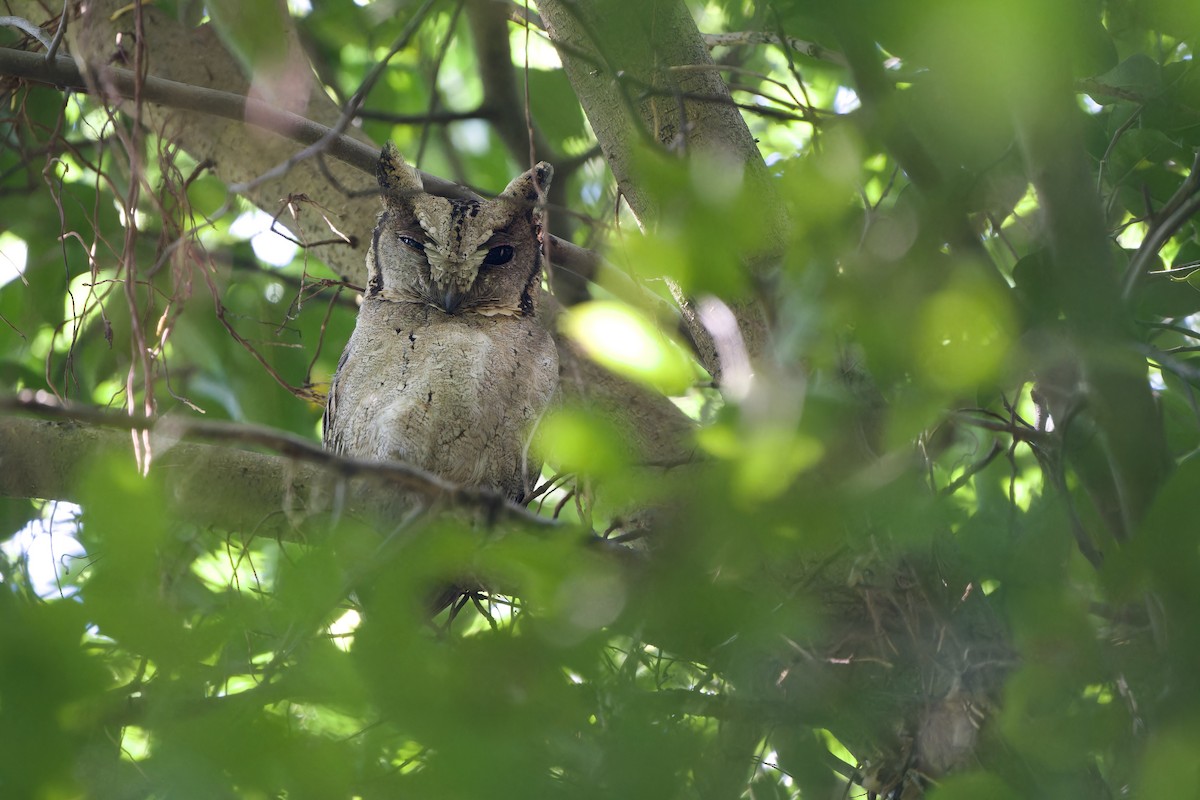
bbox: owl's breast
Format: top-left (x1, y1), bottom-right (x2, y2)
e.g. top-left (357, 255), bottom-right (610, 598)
top-left (326, 303), bottom-right (558, 499)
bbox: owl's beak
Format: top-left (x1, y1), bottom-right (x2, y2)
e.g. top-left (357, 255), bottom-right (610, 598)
top-left (437, 284), bottom-right (464, 314)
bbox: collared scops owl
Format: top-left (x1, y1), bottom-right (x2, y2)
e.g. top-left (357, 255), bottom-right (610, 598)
top-left (323, 144), bottom-right (558, 503)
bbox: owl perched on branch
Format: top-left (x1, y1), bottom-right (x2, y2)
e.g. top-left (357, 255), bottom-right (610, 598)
top-left (323, 144), bottom-right (558, 503)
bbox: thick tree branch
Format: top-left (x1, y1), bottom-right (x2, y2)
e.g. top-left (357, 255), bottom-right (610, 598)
top-left (0, 45), bottom-right (611, 279)
top-left (0, 398), bottom-right (555, 534)
top-left (533, 0), bottom-right (776, 382)
top-left (0, 46), bottom-right (381, 177)
top-left (533, 0), bottom-right (773, 224)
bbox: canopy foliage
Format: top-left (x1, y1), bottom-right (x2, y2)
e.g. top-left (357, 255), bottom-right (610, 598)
top-left (3, 0), bottom-right (1200, 798)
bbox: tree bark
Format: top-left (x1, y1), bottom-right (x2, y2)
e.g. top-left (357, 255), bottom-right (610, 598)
top-left (64, 0), bottom-right (379, 284)
top-left (2, 0), bottom-right (697, 466)
top-left (1, 414), bottom-right (327, 537)
top-left (533, 0), bottom-right (775, 382)
top-left (533, 0), bottom-right (767, 223)
top-left (0, 406), bottom-right (549, 537)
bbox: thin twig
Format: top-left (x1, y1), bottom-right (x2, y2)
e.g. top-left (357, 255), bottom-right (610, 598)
top-left (45, 0), bottom-right (69, 62)
top-left (938, 441), bottom-right (1003, 498)
top-left (702, 31), bottom-right (848, 68)
top-left (0, 15), bottom-right (52, 49)
top-left (1121, 150), bottom-right (1200, 299)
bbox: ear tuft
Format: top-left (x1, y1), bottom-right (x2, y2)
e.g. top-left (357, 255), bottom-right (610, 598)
top-left (378, 142), bottom-right (423, 199)
top-left (500, 161), bottom-right (554, 204)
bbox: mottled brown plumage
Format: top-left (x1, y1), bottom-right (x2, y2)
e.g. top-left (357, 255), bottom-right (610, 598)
top-left (324, 144), bottom-right (557, 502)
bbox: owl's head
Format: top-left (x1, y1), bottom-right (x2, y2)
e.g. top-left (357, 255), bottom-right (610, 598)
top-left (366, 143), bottom-right (553, 317)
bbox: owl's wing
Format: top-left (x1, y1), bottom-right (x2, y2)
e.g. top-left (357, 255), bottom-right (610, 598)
top-left (516, 342), bottom-right (561, 502)
top-left (322, 347), bottom-right (351, 452)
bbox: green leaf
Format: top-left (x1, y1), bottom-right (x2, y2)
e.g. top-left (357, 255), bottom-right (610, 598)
top-left (1135, 726), bottom-right (1200, 798)
top-left (1088, 54), bottom-right (1163, 104)
top-left (561, 301), bottom-right (696, 395)
top-left (75, 452), bottom-right (203, 669)
top-left (928, 772), bottom-right (1021, 800)
top-left (0, 594), bottom-right (108, 798)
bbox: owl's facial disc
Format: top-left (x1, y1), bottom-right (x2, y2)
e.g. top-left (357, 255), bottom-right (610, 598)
top-left (391, 234), bottom-right (466, 311)
top-left (389, 231), bottom-right (493, 314)
top-left (430, 241), bottom-right (513, 313)
top-left (374, 174), bottom-right (542, 317)
top-left (419, 240), bottom-right (480, 313)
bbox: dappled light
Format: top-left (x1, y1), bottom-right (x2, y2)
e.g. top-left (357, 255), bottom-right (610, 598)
top-left (3, 0), bottom-right (1200, 798)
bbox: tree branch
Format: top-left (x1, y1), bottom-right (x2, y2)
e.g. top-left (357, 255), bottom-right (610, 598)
top-left (533, 0), bottom-right (777, 381)
top-left (0, 396), bottom-right (555, 534)
top-left (0, 48), bottom-right (378, 183)
top-left (702, 31), bottom-right (847, 67)
top-left (0, 44), bottom-right (606, 290)
top-left (2, 0), bottom-right (697, 483)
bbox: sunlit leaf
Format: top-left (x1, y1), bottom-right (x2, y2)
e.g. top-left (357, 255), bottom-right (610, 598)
top-left (561, 301), bottom-right (695, 394)
top-left (914, 277), bottom-right (1015, 391)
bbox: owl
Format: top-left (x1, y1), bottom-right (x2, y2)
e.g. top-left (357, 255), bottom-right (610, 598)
top-left (323, 144), bottom-right (558, 503)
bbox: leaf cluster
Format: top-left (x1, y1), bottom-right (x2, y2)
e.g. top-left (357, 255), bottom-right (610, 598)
top-left (4, 1), bottom-right (1200, 798)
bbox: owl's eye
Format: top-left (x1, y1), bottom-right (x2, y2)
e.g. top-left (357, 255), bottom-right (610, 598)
top-left (398, 235), bottom-right (425, 252)
top-left (482, 245), bottom-right (515, 267)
